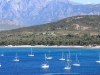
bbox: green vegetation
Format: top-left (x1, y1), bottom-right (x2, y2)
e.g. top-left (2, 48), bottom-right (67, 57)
top-left (0, 15), bottom-right (100, 46)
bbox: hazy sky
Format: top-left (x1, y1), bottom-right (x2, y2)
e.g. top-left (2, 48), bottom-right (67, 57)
top-left (71, 0), bottom-right (100, 4)
top-left (7, 0), bottom-right (10, 2)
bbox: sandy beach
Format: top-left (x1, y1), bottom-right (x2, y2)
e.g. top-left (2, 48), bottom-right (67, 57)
top-left (1, 45), bottom-right (100, 48)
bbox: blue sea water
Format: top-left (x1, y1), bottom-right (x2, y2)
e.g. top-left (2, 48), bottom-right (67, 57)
top-left (0, 47), bottom-right (100, 75)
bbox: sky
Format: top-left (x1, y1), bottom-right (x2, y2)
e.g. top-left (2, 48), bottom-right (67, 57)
top-left (7, 0), bottom-right (10, 2)
top-left (71, 0), bottom-right (100, 4)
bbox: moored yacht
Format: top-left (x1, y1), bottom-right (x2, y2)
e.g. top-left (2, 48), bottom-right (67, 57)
top-left (73, 55), bottom-right (80, 66)
top-left (13, 53), bottom-right (19, 62)
top-left (46, 51), bottom-right (52, 60)
top-left (59, 50), bottom-right (65, 61)
top-left (41, 53), bottom-right (49, 69)
top-left (1, 52), bottom-right (4, 56)
top-left (28, 48), bottom-right (34, 57)
top-left (66, 51), bottom-right (71, 62)
top-left (96, 53), bottom-right (100, 63)
top-left (0, 63), bottom-right (1, 67)
top-left (64, 60), bottom-right (71, 70)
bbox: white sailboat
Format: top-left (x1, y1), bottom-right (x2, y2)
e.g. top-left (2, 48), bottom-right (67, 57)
top-left (66, 51), bottom-right (71, 62)
top-left (28, 48), bottom-right (34, 56)
top-left (41, 53), bottom-right (49, 69)
top-left (1, 52), bottom-right (4, 56)
top-left (73, 55), bottom-right (80, 66)
top-left (66, 54), bottom-right (70, 62)
top-left (59, 50), bottom-right (65, 61)
top-left (0, 63), bottom-right (1, 67)
top-left (64, 61), bottom-right (71, 70)
top-left (13, 53), bottom-right (19, 62)
top-left (96, 53), bottom-right (100, 63)
top-left (46, 51), bottom-right (52, 60)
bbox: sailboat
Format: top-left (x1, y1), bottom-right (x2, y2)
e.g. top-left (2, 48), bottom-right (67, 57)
top-left (64, 60), bottom-right (71, 70)
top-left (13, 53), bottom-right (19, 62)
top-left (28, 48), bottom-right (34, 56)
top-left (59, 50), bottom-right (65, 61)
top-left (41, 53), bottom-right (49, 69)
top-left (0, 63), bottom-right (1, 67)
top-left (73, 55), bottom-right (80, 66)
top-left (66, 51), bottom-right (71, 62)
top-left (1, 52), bottom-right (4, 56)
top-left (46, 51), bottom-right (52, 60)
top-left (96, 53), bottom-right (100, 63)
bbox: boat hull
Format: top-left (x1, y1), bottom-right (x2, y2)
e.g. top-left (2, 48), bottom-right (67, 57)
top-left (46, 57), bottom-right (52, 60)
top-left (66, 59), bottom-right (71, 62)
top-left (28, 54), bottom-right (34, 56)
top-left (59, 58), bottom-right (65, 61)
top-left (13, 59), bottom-right (19, 62)
top-left (96, 61), bottom-right (100, 63)
top-left (73, 64), bottom-right (80, 66)
top-left (1, 54), bottom-right (4, 56)
top-left (64, 66), bottom-right (71, 70)
top-left (0, 64), bottom-right (1, 67)
top-left (41, 64), bottom-right (49, 69)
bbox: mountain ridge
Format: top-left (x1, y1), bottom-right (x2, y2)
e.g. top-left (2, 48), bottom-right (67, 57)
top-left (1, 15), bottom-right (100, 34)
top-left (0, 0), bottom-right (100, 28)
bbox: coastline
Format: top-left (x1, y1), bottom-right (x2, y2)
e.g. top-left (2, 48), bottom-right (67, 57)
top-left (1, 45), bottom-right (100, 48)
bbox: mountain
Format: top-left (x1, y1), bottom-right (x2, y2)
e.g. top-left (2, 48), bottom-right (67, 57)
top-left (0, 0), bottom-right (100, 27)
top-left (0, 15), bottom-right (100, 45)
top-left (0, 20), bottom-right (22, 31)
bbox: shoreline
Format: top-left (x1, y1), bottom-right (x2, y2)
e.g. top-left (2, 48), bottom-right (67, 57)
top-left (1, 45), bottom-right (100, 48)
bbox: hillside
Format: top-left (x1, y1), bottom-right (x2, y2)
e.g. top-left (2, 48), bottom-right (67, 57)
top-left (0, 15), bottom-right (100, 46)
top-left (2, 15), bottom-right (100, 34)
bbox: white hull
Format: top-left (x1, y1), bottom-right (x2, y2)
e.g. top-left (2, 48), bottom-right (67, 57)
top-left (13, 53), bottom-right (19, 62)
top-left (28, 54), bottom-right (34, 56)
top-left (46, 57), bottom-right (52, 60)
top-left (66, 59), bottom-right (71, 62)
top-left (64, 66), bottom-right (71, 70)
top-left (59, 58), bottom-right (65, 61)
top-left (41, 64), bottom-right (49, 68)
top-left (1, 54), bottom-right (4, 56)
top-left (73, 63), bottom-right (80, 66)
top-left (96, 60), bottom-right (100, 63)
top-left (96, 53), bottom-right (100, 63)
top-left (59, 50), bottom-right (65, 61)
top-left (73, 55), bottom-right (80, 67)
top-left (13, 59), bottom-right (19, 62)
top-left (0, 64), bottom-right (1, 67)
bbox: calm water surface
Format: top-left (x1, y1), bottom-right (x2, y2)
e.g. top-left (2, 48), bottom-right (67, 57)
top-left (0, 47), bottom-right (100, 75)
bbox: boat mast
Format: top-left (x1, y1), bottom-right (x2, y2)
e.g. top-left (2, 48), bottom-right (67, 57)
top-left (68, 51), bottom-right (70, 60)
top-left (62, 50), bottom-right (64, 58)
top-left (99, 53), bottom-right (100, 61)
top-left (67, 54), bottom-right (68, 60)
top-left (16, 53), bottom-right (18, 57)
top-left (49, 51), bottom-right (50, 57)
top-left (31, 48), bottom-right (32, 54)
top-left (45, 53), bottom-right (46, 62)
top-left (76, 55), bottom-right (78, 63)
